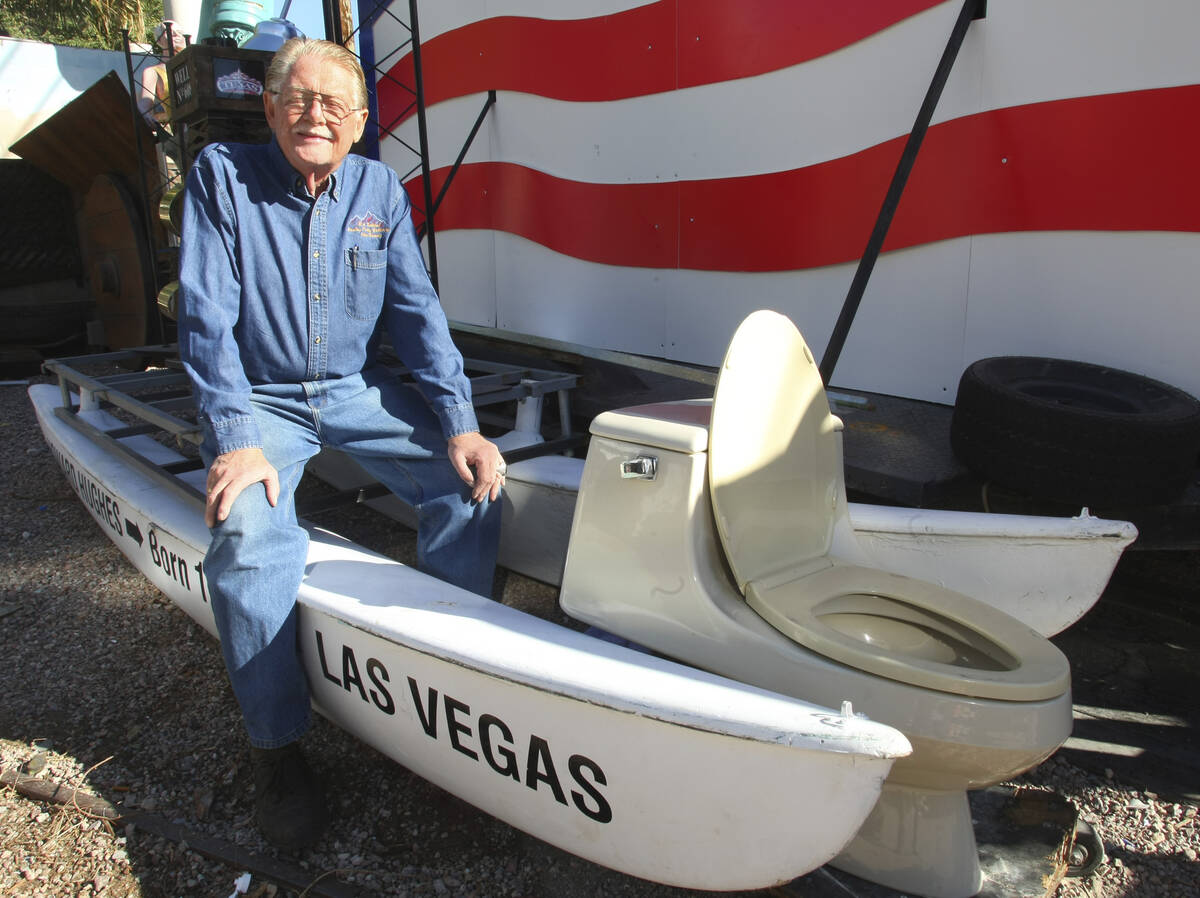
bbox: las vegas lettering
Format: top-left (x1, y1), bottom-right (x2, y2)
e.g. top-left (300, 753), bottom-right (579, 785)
top-left (314, 630), bottom-right (612, 823)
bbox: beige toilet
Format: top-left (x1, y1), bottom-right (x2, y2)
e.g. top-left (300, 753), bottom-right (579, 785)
top-left (561, 310), bottom-right (1073, 898)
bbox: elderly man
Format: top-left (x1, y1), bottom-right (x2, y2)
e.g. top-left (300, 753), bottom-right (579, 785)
top-left (178, 38), bottom-right (503, 849)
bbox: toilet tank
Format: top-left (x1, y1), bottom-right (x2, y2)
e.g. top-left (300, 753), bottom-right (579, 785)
top-left (560, 400), bottom-right (736, 638)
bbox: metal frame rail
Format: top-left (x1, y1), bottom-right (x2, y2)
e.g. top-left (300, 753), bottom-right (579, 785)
top-left (44, 350), bottom-right (207, 510)
top-left (42, 347), bottom-right (583, 517)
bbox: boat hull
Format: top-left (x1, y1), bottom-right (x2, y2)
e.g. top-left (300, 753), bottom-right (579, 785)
top-left (306, 449), bottom-right (1136, 636)
top-left (30, 383), bottom-right (909, 890)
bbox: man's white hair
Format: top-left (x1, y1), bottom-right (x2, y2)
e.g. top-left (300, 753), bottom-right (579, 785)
top-left (266, 38), bottom-right (368, 110)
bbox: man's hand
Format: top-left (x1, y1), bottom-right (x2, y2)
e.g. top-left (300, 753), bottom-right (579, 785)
top-left (205, 447), bottom-right (279, 528)
top-left (447, 431), bottom-right (505, 503)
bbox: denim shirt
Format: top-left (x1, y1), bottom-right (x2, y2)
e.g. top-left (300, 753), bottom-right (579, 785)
top-left (178, 139), bottom-right (478, 456)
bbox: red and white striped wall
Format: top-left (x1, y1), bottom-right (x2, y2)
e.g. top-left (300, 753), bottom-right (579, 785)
top-left (362, 0), bottom-right (1200, 403)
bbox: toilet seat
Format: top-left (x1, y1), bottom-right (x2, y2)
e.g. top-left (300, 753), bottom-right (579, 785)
top-left (746, 565), bottom-right (1069, 701)
top-left (709, 311), bottom-right (1069, 703)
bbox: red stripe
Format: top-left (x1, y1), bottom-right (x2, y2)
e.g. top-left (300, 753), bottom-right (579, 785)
top-left (408, 86), bottom-right (1200, 272)
top-left (415, 165), bottom-right (678, 269)
top-left (677, 0), bottom-right (943, 88)
top-left (377, 0), bottom-right (943, 126)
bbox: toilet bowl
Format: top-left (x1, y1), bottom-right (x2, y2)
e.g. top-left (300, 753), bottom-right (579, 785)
top-left (560, 311), bottom-right (1073, 898)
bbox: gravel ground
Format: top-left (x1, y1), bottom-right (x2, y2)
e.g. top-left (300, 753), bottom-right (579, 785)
top-left (1, 375), bottom-right (1197, 898)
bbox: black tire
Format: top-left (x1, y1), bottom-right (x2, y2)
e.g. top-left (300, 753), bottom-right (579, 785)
top-left (1066, 820), bottom-right (1105, 878)
top-left (950, 357), bottom-right (1200, 507)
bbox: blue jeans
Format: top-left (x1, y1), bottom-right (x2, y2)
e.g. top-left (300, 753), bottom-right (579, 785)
top-left (201, 370), bottom-right (501, 748)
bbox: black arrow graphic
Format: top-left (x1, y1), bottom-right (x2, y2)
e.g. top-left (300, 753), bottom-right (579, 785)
top-left (126, 521), bottom-right (143, 546)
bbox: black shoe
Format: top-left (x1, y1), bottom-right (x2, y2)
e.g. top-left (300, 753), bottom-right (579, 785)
top-left (250, 743), bottom-right (328, 850)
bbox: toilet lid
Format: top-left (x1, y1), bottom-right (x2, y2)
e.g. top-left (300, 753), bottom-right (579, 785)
top-left (709, 310), bottom-right (844, 589)
top-left (746, 565), bottom-right (1070, 701)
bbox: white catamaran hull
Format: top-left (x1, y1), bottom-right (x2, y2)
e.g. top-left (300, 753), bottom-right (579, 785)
top-left (30, 383), bottom-right (911, 891)
top-left (306, 447), bottom-right (1137, 638)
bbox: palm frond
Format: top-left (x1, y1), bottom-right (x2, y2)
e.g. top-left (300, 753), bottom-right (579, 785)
top-left (90, 0), bottom-right (150, 44)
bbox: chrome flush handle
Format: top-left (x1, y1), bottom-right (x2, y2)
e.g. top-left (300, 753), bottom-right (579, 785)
top-left (619, 456), bottom-right (658, 480)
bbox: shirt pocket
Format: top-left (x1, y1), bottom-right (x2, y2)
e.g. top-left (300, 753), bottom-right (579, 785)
top-left (344, 247), bottom-right (387, 321)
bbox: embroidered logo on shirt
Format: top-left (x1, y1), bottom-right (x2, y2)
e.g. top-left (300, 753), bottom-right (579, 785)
top-left (348, 211), bottom-right (388, 239)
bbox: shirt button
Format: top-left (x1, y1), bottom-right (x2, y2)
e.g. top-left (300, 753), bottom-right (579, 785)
top-left (313, 251), bottom-right (320, 258)
top-left (314, 336), bottom-right (322, 344)
top-left (313, 294), bottom-right (320, 301)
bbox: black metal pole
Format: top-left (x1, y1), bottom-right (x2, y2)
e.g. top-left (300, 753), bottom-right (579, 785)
top-left (415, 90), bottom-right (496, 241)
top-left (818, 0), bottom-right (984, 385)
top-left (409, 0), bottom-right (439, 290)
top-left (432, 90), bottom-right (496, 216)
top-left (321, 0), bottom-right (344, 45)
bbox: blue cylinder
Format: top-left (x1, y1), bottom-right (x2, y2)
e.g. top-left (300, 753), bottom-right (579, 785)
top-left (201, 0), bottom-right (268, 46)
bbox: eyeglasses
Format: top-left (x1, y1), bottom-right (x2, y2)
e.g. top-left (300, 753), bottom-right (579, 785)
top-left (272, 88), bottom-right (362, 125)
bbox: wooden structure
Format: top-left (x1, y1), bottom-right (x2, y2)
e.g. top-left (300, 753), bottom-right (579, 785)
top-left (12, 72), bottom-right (165, 349)
top-left (166, 44), bottom-right (274, 169)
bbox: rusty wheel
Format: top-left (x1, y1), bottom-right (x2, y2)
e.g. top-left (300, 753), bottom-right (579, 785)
top-left (78, 172), bottom-right (159, 349)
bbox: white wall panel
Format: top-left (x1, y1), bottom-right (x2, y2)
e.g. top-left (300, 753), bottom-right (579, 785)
top-left (438, 231), bottom-right (976, 403)
top-left (963, 231), bottom-right (1200, 400)
top-left (483, 232), bottom-right (669, 356)
top-left (977, 0), bottom-right (1200, 112)
top-left (434, 230), bottom-right (498, 326)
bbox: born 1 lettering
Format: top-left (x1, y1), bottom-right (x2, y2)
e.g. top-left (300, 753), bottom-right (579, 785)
top-left (148, 529), bottom-right (191, 590)
top-left (193, 561), bottom-right (209, 602)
